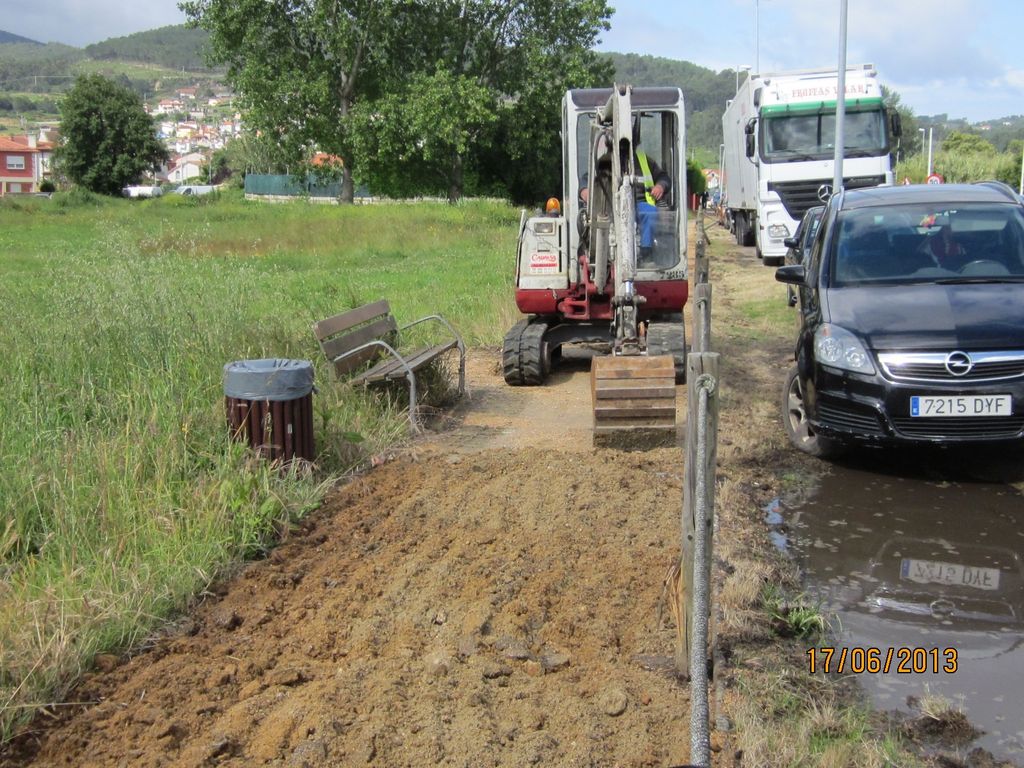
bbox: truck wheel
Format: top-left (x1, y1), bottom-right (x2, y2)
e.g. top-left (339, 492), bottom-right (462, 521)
top-left (741, 219), bottom-right (756, 247)
top-left (733, 214), bottom-right (746, 245)
top-left (502, 319), bottom-right (549, 386)
top-left (763, 254), bottom-right (784, 267)
top-left (781, 366), bottom-right (840, 458)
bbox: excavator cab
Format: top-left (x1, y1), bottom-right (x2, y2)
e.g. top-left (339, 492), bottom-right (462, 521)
top-left (505, 85), bottom-right (688, 447)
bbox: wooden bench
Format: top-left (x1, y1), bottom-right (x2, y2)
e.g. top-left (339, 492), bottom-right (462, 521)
top-left (312, 299), bottom-right (465, 430)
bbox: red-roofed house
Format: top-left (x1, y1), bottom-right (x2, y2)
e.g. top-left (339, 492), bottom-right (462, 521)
top-left (0, 135), bottom-right (40, 195)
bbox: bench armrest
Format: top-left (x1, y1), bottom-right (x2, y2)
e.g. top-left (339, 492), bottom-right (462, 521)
top-left (398, 313), bottom-right (466, 396)
top-left (399, 314), bottom-right (464, 349)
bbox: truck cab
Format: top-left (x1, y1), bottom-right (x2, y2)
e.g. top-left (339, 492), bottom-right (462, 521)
top-left (722, 64), bottom-right (900, 265)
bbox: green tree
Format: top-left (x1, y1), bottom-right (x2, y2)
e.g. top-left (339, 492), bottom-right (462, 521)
top-left (942, 131), bottom-right (997, 155)
top-left (184, 0), bottom-right (611, 203)
top-left (181, 0), bottom-right (401, 203)
top-left (56, 74), bottom-right (168, 195)
top-left (881, 84), bottom-right (918, 156)
top-left (348, 0), bottom-right (612, 202)
top-left (348, 69), bottom-right (497, 201)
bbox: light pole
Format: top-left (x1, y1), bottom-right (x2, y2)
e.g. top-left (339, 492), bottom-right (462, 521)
top-left (832, 0), bottom-right (848, 193)
top-left (927, 127), bottom-right (934, 177)
top-left (918, 127), bottom-right (925, 157)
top-left (1019, 141), bottom-right (1023, 195)
top-left (736, 65), bottom-right (751, 94)
top-left (755, 0), bottom-right (759, 74)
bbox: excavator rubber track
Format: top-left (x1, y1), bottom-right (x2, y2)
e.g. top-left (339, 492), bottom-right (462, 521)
top-left (591, 354), bottom-right (677, 449)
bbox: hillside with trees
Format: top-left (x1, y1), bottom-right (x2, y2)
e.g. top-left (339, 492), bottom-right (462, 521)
top-left (0, 30), bottom-right (41, 45)
top-left (603, 52), bottom-right (737, 163)
top-left (84, 25), bottom-right (213, 72)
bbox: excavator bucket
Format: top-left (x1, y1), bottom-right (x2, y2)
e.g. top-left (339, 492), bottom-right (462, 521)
top-left (591, 355), bottom-right (677, 449)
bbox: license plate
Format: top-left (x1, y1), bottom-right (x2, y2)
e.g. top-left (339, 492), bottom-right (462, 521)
top-left (909, 394), bottom-right (1011, 417)
top-left (900, 558), bottom-right (1000, 591)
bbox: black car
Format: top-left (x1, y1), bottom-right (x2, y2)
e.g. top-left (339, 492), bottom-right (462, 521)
top-left (782, 204), bottom-right (825, 307)
top-left (775, 183), bottom-right (1024, 456)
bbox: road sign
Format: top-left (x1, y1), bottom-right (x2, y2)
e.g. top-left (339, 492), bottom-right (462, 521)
top-left (926, 173), bottom-right (944, 185)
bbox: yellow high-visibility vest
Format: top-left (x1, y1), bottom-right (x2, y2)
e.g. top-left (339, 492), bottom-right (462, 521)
top-left (636, 151), bottom-right (656, 206)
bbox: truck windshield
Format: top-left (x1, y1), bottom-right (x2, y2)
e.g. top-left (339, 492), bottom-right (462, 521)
top-left (761, 108), bottom-right (888, 162)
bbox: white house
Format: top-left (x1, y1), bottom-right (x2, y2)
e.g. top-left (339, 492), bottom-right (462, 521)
top-left (167, 152), bottom-right (207, 184)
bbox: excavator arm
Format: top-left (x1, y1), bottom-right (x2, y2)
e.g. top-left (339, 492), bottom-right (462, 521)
top-left (587, 85), bottom-right (678, 448)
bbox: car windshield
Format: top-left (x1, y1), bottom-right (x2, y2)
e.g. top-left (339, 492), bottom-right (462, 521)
top-left (830, 202), bottom-right (1024, 285)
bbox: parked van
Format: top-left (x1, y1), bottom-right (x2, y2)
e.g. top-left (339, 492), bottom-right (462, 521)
top-left (122, 185), bottom-right (164, 199)
top-left (173, 185), bottom-right (216, 196)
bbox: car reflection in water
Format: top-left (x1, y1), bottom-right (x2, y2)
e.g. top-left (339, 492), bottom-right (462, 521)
top-left (785, 457), bottom-right (1024, 759)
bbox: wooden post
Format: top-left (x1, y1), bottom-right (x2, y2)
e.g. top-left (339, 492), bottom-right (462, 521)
top-left (678, 352), bottom-right (720, 680)
top-left (693, 283), bottom-right (712, 354)
top-left (695, 215), bottom-right (710, 285)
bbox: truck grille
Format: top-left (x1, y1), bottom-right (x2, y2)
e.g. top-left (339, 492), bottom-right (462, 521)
top-left (768, 176), bottom-right (886, 220)
top-left (879, 351), bottom-right (1024, 383)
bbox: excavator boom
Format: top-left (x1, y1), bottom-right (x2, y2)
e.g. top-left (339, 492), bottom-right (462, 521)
top-left (587, 85), bottom-right (680, 448)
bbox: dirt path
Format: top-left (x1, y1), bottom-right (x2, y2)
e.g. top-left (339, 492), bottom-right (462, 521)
top-left (4, 362), bottom-right (707, 767)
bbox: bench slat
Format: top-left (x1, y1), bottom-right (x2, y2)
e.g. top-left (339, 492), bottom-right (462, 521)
top-left (353, 341), bottom-right (459, 384)
top-left (322, 316), bottom-right (399, 377)
top-left (312, 299), bottom-right (391, 341)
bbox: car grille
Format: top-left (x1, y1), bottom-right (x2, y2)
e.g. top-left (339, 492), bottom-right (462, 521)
top-left (816, 402), bottom-right (886, 436)
top-left (768, 175), bottom-right (886, 220)
top-left (879, 351), bottom-right (1024, 383)
top-left (891, 416), bottom-right (1024, 440)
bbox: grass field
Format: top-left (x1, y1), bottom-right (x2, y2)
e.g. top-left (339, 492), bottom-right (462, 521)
top-left (0, 190), bottom-right (521, 738)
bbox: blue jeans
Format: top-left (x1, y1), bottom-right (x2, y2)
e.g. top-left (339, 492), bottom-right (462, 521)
top-left (637, 202), bottom-right (657, 248)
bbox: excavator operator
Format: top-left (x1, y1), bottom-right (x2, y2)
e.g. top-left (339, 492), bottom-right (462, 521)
top-left (579, 129), bottom-right (671, 258)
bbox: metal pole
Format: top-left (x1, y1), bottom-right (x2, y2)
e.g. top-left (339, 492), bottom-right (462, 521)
top-left (832, 0), bottom-right (848, 193)
top-left (755, 0), bottom-right (760, 75)
top-left (689, 373), bottom-right (717, 767)
top-left (927, 127), bottom-right (934, 176)
top-left (1019, 142), bottom-right (1023, 195)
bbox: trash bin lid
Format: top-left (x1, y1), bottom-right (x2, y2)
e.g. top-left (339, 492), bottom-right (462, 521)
top-left (223, 358), bottom-right (314, 401)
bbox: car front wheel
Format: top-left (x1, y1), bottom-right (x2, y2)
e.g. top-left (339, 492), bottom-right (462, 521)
top-left (781, 366), bottom-right (840, 458)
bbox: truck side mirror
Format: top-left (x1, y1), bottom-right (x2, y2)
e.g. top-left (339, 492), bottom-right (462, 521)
top-left (745, 134), bottom-right (755, 159)
top-left (890, 112), bottom-right (902, 138)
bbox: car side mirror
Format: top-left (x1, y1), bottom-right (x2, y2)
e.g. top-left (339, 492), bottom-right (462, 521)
top-left (783, 236), bottom-right (799, 249)
top-left (774, 264), bottom-right (807, 285)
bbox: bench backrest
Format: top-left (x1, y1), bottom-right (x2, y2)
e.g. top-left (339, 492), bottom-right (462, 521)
top-left (312, 299), bottom-right (398, 377)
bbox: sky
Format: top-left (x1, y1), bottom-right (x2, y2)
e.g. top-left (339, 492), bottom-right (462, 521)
top-left (4, 0), bottom-right (1022, 122)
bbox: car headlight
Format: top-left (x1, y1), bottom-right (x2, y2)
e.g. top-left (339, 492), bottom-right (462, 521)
top-left (814, 324), bottom-right (875, 374)
top-left (768, 224), bottom-right (790, 239)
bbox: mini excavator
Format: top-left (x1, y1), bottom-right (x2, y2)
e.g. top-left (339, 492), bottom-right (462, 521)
top-left (503, 84), bottom-right (688, 446)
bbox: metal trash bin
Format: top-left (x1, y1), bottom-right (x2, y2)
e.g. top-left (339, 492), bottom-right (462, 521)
top-left (224, 358), bottom-right (315, 462)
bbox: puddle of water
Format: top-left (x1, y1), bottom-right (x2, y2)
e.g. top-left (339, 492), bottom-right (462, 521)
top-left (782, 455), bottom-right (1024, 761)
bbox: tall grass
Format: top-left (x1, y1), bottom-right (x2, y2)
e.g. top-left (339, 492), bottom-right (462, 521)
top-left (895, 151), bottom-right (1020, 185)
top-left (0, 190), bottom-right (521, 738)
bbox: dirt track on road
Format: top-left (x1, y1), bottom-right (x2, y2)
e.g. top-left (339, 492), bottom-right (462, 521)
top-left (3, 223), bottom-right (799, 768)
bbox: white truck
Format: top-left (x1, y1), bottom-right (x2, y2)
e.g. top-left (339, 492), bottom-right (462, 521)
top-left (721, 64), bottom-right (901, 265)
